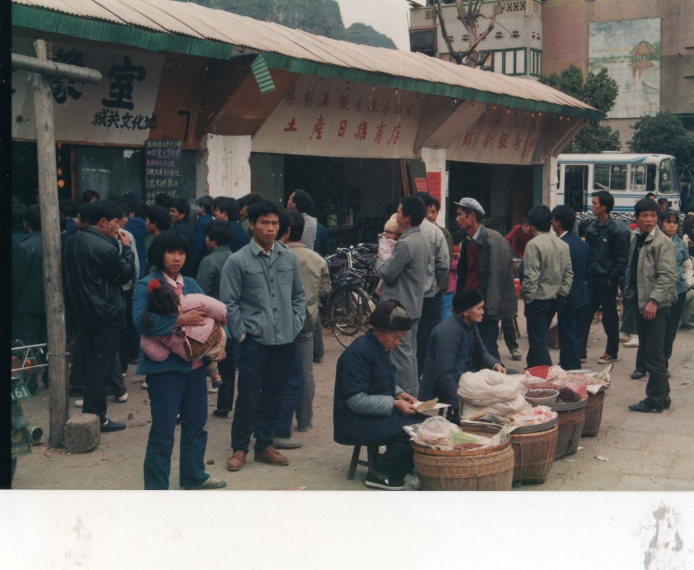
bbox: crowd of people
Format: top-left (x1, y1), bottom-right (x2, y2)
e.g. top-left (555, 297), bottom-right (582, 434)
top-left (10, 185), bottom-right (694, 491)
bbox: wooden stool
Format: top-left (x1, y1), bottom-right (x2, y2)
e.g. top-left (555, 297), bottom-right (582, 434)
top-left (346, 444), bottom-right (380, 480)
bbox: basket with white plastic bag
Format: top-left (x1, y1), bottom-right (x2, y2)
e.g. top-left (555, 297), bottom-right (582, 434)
top-left (404, 415), bottom-right (508, 451)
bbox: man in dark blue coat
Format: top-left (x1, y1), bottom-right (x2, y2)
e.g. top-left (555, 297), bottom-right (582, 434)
top-left (419, 288), bottom-right (505, 422)
top-left (552, 205), bottom-right (592, 371)
top-left (333, 300), bottom-right (421, 491)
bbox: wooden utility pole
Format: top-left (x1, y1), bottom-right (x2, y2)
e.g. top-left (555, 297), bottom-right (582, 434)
top-left (15, 39), bottom-right (101, 447)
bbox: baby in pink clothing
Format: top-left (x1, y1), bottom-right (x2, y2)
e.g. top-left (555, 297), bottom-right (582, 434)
top-left (141, 279), bottom-right (227, 374)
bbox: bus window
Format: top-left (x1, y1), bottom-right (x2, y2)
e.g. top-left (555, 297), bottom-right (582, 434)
top-left (565, 165), bottom-right (588, 212)
top-left (594, 164), bottom-right (609, 190)
top-left (610, 164), bottom-right (627, 190)
top-left (632, 165), bottom-right (646, 189)
top-left (660, 158), bottom-right (675, 193)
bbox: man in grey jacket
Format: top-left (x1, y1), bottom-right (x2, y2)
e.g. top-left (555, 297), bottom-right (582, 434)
top-left (455, 198), bottom-right (517, 360)
top-left (413, 192), bottom-right (450, 376)
top-left (521, 205), bottom-right (573, 368)
top-left (377, 196), bottom-right (431, 394)
top-left (626, 199), bottom-right (677, 413)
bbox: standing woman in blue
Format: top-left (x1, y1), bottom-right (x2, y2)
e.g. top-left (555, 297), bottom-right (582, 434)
top-left (133, 230), bottom-right (226, 490)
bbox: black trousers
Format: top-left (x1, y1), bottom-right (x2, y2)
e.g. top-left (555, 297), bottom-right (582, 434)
top-left (375, 430), bottom-right (415, 481)
top-left (581, 278), bottom-right (620, 359)
top-left (118, 288), bottom-right (139, 373)
top-left (634, 304), bottom-right (671, 408)
top-left (500, 317), bottom-right (518, 352)
top-left (525, 298), bottom-right (556, 368)
top-left (417, 294), bottom-right (442, 376)
top-left (79, 326), bottom-right (120, 422)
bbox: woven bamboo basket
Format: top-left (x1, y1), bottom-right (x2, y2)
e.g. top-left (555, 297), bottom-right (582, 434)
top-left (510, 425), bottom-right (558, 484)
top-left (412, 426), bottom-right (514, 491)
top-left (582, 391), bottom-right (605, 437)
top-left (550, 399), bottom-right (587, 460)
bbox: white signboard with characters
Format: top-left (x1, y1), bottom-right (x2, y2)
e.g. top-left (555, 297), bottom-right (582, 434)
top-left (252, 75), bottom-right (424, 159)
top-left (12, 36), bottom-right (164, 145)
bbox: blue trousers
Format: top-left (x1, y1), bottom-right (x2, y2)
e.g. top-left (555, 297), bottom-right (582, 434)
top-left (231, 338), bottom-right (297, 453)
top-left (558, 304), bottom-right (584, 371)
top-left (144, 366), bottom-right (209, 490)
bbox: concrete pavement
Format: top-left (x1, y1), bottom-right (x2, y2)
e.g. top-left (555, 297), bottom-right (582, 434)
top-left (12, 315), bottom-right (694, 491)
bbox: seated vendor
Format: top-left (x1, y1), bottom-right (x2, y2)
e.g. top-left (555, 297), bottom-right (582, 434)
top-left (419, 289), bottom-right (506, 421)
top-left (333, 300), bottom-right (421, 491)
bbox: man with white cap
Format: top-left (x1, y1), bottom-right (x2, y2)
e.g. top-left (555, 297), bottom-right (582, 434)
top-left (454, 197), bottom-right (517, 360)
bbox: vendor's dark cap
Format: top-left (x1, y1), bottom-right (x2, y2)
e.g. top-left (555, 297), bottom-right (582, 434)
top-left (453, 288), bottom-right (484, 313)
top-left (369, 300), bottom-right (412, 331)
top-left (453, 197), bottom-right (485, 216)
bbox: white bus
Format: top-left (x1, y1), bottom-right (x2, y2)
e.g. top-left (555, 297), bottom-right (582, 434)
top-left (555, 153), bottom-right (680, 213)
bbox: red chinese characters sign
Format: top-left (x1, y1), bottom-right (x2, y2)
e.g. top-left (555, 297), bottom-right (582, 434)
top-left (253, 76), bottom-right (423, 158)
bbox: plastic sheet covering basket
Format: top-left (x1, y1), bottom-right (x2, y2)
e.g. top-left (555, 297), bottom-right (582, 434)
top-left (412, 426), bottom-right (514, 491)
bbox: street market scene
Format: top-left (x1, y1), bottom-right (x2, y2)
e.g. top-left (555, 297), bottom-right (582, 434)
top-left (8, 0), bottom-right (694, 501)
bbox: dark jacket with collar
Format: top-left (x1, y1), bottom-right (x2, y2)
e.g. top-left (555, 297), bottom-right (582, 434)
top-left (583, 216), bottom-right (630, 284)
top-left (561, 231), bottom-right (591, 309)
top-left (13, 232), bottom-right (45, 316)
top-left (418, 315), bottom-right (499, 410)
top-left (333, 331), bottom-right (416, 446)
top-left (172, 219), bottom-right (198, 276)
top-left (456, 225), bottom-right (517, 320)
top-left (62, 226), bottom-right (135, 329)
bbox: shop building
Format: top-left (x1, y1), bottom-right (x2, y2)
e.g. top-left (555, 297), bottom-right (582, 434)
top-left (542, 0), bottom-right (694, 145)
top-left (12, 0), bottom-right (597, 242)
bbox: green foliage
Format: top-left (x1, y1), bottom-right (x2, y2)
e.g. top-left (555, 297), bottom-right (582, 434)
top-left (540, 64), bottom-right (621, 153)
top-left (344, 23), bottom-right (396, 49)
top-left (629, 112), bottom-right (694, 169)
top-left (584, 69), bottom-right (618, 116)
top-left (183, 0), bottom-right (396, 48)
top-left (566, 123), bottom-right (621, 154)
top-left (539, 65), bottom-right (585, 101)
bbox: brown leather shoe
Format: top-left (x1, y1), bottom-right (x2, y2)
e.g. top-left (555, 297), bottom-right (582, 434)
top-left (254, 445), bottom-right (289, 466)
top-left (226, 450), bottom-right (247, 471)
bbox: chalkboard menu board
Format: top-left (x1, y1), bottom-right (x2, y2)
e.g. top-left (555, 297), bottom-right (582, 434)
top-left (144, 140), bottom-right (183, 204)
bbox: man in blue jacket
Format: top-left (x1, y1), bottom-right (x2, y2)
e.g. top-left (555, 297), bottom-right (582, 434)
top-left (334, 300), bottom-right (420, 491)
top-left (552, 205), bottom-right (592, 371)
top-left (220, 200), bottom-right (306, 472)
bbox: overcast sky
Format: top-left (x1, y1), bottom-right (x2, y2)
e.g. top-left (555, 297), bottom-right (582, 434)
top-left (335, 0), bottom-right (414, 50)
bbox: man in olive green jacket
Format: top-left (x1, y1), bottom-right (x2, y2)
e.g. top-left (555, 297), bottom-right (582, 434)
top-left (625, 199), bottom-right (677, 413)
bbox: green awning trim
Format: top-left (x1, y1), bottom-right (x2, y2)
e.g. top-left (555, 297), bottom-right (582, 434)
top-left (261, 52), bottom-right (600, 120)
top-left (12, 5), bottom-right (241, 60)
top-left (251, 54), bottom-right (276, 94)
top-left (12, 4), bottom-right (599, 120)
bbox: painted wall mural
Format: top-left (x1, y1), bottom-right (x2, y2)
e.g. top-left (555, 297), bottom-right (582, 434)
top-left (589, 18), bottom-right (661, 119)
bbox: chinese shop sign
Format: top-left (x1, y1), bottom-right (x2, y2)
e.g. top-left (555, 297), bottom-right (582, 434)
top-left (12, 37), bottom-right (163, 145)
top-left (252, 76), bottom-right (424, 158)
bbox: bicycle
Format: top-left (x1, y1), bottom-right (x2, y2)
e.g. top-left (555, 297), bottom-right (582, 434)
top-left (322, 244), bottom-right (378, 348)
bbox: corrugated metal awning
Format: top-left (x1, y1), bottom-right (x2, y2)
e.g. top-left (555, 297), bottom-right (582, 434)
top-left (13, 0), bottom-right (599, 119)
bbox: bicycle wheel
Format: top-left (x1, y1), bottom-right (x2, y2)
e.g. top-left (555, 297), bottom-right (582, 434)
top-left (327, 287), bottom-right (374, 348)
